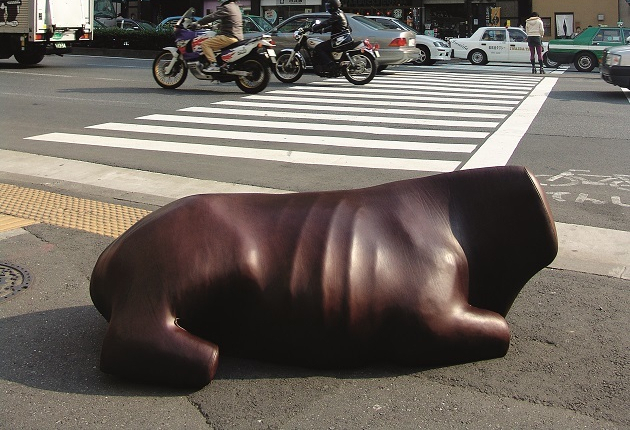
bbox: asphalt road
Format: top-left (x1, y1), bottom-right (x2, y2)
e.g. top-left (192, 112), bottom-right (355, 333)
top-left (0, 53), bottom-right (628, 429)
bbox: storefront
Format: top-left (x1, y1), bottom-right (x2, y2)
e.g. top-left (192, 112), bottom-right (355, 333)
top-left (336, 0), bottom-right (499, 39)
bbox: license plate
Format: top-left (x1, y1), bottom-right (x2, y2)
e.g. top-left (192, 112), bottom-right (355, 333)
top-left (267, 48), bottom-right (276, 57)
top-left (55, 42), bottom-right (66, 49)
top-left (374, 51), bottom-right (380, 58)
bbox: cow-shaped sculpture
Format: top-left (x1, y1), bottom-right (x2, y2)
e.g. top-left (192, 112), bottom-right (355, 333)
top-left (90, 166), bottom-right (558, 387)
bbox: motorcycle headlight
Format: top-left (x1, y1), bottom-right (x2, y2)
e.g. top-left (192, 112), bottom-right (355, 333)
top-left (294, 30), bottom-right (301, 40)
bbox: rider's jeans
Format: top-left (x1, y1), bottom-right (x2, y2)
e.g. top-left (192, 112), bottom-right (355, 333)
top-left (201, 35), bottom-right (239, 63)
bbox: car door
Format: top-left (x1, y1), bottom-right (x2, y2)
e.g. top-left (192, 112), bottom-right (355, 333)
top-left (480, 28), bottom-right (509, 61)
top-left (271, 14), bottom-right (329, 52)
top-left (507, 28), bottom-right (530, 62)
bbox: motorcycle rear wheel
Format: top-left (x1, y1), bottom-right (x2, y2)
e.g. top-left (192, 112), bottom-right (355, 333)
top-left (343, 53), bottom-right (377, 85)
top-left (153, 51), bottom-right (187, 89)
top-left (236, 58), bottom-right (270, 94)
top-left (273, 52), bottom-right (304, 83)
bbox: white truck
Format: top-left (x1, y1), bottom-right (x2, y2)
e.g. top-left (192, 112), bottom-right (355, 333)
top-left (0, 0), bottom-right (93, 65)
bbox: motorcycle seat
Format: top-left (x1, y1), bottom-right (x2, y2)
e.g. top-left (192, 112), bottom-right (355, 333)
top-left (221, 39), bottom-right (250, 52)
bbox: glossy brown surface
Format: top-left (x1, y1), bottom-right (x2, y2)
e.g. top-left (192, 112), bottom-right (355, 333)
top-left (90, 166), bottom-right (558, 388)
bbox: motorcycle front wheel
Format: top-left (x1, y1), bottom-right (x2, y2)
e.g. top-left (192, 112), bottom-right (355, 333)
top-left (343, 53), bottom-right (377, 85)
top-left (236, 58), bottom-right (270, 94)
top-left (153, 51), bottom-right (187, 89)
top-left (273, 52), bottom-right (304, 83)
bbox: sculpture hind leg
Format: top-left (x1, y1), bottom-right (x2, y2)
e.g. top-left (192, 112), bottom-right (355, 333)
top-left (100, 313), bottom-right (219, 388)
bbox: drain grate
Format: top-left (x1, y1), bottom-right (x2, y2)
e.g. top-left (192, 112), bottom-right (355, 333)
top-left (0, 262), bottom-right (32, 302)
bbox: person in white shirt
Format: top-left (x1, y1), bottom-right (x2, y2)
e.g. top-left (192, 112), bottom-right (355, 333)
top-left (525, 12), bottom-right (545, 74)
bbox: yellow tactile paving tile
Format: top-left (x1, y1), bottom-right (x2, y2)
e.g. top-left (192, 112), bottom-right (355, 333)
top-left (0, 183), bottom-right (150, 238)
top-left (0, 214), bottom-right (39, 233)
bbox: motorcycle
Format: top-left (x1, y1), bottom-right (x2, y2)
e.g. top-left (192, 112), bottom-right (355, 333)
top-left (152, 8), bottom-right (277, 94)
top-left (272, 22), bottom-right (379, 85)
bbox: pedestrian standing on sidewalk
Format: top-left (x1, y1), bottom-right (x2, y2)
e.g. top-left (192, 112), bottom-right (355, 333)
top-left (526, 12), bottom-right (545, 74)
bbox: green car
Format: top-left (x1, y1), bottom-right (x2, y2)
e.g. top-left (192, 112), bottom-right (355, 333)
top-left (548, 26), bottom-right (630, 72)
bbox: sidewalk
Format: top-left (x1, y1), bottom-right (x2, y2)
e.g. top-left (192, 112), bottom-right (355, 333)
top-left (1, 148), bottom-right (628, 280)
top-left (1, 149), bottom-right (628, 429)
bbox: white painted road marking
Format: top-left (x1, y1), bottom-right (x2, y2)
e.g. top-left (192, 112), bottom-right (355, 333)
top-left (25, 133), bottom-right (463, 172)
top-left (462, 77), bottom-right (558, 169)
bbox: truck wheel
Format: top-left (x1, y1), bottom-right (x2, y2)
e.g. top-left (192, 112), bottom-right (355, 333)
top-left (14, 51), bottom-right (45, 65)
top-left (574, 52), bottom-right (597, 72)
top-left (468, 49), bottom-right (488, 65)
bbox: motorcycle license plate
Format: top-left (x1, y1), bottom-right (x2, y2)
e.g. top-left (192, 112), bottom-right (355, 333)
top-left (374, 51), bottom-right (380, 58)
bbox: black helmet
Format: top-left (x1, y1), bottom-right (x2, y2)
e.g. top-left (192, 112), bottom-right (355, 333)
top-left (325, 0), bottom-right (341, 13)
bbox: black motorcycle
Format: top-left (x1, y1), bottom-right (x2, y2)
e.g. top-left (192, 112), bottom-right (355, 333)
top-left (273, 24), bottom-right (379, 85)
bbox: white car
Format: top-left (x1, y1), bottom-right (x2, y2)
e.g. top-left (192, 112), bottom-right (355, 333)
top-left (450, 26), bottom-right (550, 65)
top-left (365, 16), bottom-right (451, 65)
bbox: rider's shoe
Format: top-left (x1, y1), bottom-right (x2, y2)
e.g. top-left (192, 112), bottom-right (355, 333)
top-left (203, 63), bottom-right (220, 73)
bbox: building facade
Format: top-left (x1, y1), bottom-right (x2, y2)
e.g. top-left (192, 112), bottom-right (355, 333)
top-left (117, 0), bottom-right (630, 40)
top-left (532, 0), bottom-right (630, 40)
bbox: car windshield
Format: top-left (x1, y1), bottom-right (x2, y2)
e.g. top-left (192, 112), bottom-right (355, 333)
top-left (379, 18), bottom-right (415, 33)
top-left (248, 15), bottom-right (273, 32)
top-left (352, 15), bottom-right (388, 30)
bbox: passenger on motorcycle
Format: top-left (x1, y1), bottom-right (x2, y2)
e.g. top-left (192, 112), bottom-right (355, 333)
top-left (189, 0), bottom-right (243, 73)
top-left (311, 0), bottom-right (352, 72)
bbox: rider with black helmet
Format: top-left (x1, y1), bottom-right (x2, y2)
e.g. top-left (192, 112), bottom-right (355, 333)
top-left (311, 0), bottom-right (352, 72)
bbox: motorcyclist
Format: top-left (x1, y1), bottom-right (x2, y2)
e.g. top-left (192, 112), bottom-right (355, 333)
top-left (311, 0), bottom-right (352, 72)
top-left (190, 0), bottom-right (243, 73)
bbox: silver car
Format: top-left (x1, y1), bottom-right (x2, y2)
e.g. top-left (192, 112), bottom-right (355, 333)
top-left (364, 16), bottom-right (451, 66)
top-left (262, 13), bottom-right (418, 70)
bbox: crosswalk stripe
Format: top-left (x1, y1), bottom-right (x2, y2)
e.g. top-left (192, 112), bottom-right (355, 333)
top-left (24, 133), bottom-right (462, 172)
top-left (245, 94), bottom-right (515, 111)
top-left (137, 114), bottom-right (490, 139)
top-left (373, 75), bottom-right (538, 88)
top-left (280, 85), bottom-right (525, 100)
top-left (267, 89), bottom-right (520, 105)
top-left (178, 107), bottom-right (499, 128)
top-left (311, 80), bottom-right (532, 95)
top-left (214, 100), bottom-right (507, 119)
top-left (389, 70), bottom-right (543, 82)
top-left (87, 122), bottom-right (477, 153)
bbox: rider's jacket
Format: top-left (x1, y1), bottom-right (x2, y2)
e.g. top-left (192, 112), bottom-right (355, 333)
top-left (312, 10), bottom-right (350, 36)
top-left (196, 1), bottom-right (244, 41)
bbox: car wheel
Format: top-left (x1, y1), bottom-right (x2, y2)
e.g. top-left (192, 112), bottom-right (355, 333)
top-left (414, 46), bottom-right (431, 65)
top-left (574, 52), bottom-right (597, 72)
top-left (543, 52), bottom-right (559, 68)
top-left (468, 49), bottom-right (488, 65)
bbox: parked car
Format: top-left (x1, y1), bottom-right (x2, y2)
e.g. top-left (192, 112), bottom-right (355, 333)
top-left (156, 15), bottom-right (204, 31)
top-left (548, 26), bottom-right (630, 72)
top-left (95, 16), bottom-right (156, 31)
top-left (115, 17), bottom-right (156, 31)
top-left (254, 13), bottom-right (418, 70)
top-left (600, 39), bottom-right (630, 89)
top-left (156, 14), bottom-right (271, 34)
top-left (450, 26), bottom-right (552, 66)
top-left (364, 15), bottom-right (450, 65)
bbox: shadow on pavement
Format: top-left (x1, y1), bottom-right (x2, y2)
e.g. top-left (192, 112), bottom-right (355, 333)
top-left (0, 305), bottom-right (423, 396)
